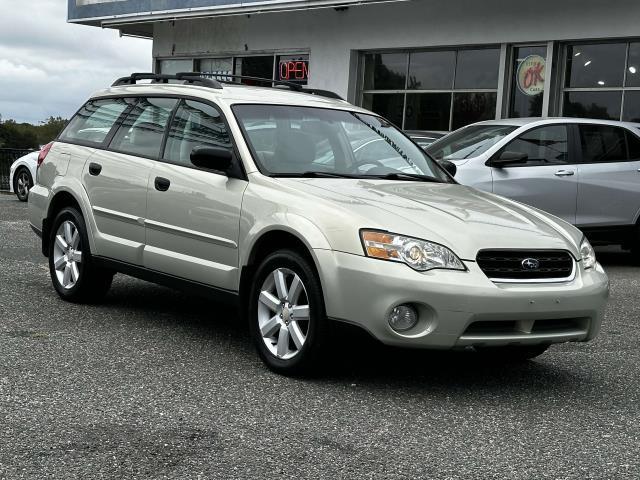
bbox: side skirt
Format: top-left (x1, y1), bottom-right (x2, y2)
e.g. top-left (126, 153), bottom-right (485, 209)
top-left (92, 256), bottom-right (240, 306)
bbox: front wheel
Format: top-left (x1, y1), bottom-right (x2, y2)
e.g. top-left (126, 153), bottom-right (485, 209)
top-left (48, 207), bottom-right (113, 303)
top-left (14, 168), bottom-right (32, 202)
top-left (248, 250), bottom-right (328, 376)
top-left (474, 344), bottom-right (550, 363)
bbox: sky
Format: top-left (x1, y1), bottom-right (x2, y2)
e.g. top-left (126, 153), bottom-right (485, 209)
top-left (0, 0), bottom-right (152, 124)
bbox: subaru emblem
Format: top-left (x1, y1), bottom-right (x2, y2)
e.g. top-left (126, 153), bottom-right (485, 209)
top-left (521, 258), bottom-right (540, 270)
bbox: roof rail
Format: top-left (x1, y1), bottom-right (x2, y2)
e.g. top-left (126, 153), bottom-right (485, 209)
top-left (112, 72), bottom-right (222, 89)
top-left (111, 72), bottom-right (343, 100)
top-left (201, 73), bottom-right (344, 100)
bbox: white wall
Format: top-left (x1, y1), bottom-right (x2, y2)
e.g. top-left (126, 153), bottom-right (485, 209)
top-left (152, 0), bottom-right (640, 99)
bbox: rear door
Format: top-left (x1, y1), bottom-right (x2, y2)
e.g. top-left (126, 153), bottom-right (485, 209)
top-left (83, 97), bottom-right (177, 265)
top-left (575, 124), bottom-right (640, 227)
top-left (491, 124), bottom-right (578, 224)
top-left (143, 99), bottom-right (247, 291)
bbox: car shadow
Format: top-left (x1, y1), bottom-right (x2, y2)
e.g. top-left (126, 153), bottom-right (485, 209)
top-left (97, 275), bottom-right (591, 395)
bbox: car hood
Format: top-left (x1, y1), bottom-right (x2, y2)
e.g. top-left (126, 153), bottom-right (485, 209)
top-left (279, 178), bottom-right (583, 260)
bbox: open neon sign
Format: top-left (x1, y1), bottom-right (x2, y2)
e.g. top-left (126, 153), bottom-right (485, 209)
top-left (279, 59), bottom-right (309, 82)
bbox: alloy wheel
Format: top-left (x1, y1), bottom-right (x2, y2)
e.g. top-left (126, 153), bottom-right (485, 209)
top-left (257, 268), bottom-right (310, 360)
top-left (16, 171), bottom-right (30, 199)
top-left (52, 220), bottom-right (83, 290)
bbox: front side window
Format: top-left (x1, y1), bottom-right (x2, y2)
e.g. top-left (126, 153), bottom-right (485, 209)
top-left (233, 105), bottom-right (451, 182)
top-left (164, 100), bottom-right (231, 167)
top-left (109, 98), bottom-right (177, 158)
top-left (427, 124), bottom-right (517, 161)
top-left (59, 98), bottom-right (129, 146)
top-left (499, 125), bottom-right (569, 167)
top-left (578, 124), bottom-right (633, 163)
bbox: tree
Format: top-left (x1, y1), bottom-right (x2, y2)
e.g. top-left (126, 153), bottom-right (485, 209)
top-left (0, 115), bottom-right (68, 149)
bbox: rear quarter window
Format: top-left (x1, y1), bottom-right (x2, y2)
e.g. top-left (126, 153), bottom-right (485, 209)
top-left (59, 98), bottom-right (129, 146)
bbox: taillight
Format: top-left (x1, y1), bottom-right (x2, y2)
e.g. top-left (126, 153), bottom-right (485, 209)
top-left (37, 142), bottom-right (54, 168)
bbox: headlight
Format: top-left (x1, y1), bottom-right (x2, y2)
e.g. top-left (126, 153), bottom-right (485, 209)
top-left (360, 230), bottom-right (465, 272)
top-left (580, 237), bottom-right (596, 270)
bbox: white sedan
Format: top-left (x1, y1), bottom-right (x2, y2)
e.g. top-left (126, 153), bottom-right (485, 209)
top-left (9, 151), bottom-right (39, 201)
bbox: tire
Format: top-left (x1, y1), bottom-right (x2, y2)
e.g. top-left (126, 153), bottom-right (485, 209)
top-left (13, 168), bottom-right (32, 202)
top-left (48, 207), bottom-right (113, 303)
top-left (248, 249), bottom-right (328, 376)
top-left (474, 344), bottom-right (550, 363)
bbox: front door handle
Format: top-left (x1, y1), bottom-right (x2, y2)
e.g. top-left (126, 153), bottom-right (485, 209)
top-left (154, 176), bottom-right (171, 192)
top-left (554, 170), bottom-right (575, 177)
top-left (88, 162), bottom-right (102, 176)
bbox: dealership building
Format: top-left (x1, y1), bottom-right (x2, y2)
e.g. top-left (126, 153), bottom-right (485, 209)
top-left (70, 0), bottom-right (640, 131)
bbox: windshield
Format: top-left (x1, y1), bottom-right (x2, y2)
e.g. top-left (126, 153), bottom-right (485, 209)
top-left (233, 105), bottom-right (451, 182)
top-left (427, 124), bottom-right (518, 160)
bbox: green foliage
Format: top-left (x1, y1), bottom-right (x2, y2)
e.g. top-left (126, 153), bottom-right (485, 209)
top-left (0, 116), bottom-right (68, 149)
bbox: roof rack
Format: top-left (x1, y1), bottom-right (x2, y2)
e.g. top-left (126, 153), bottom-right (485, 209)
top-left (112, 72), bottom-right (222, 89)
top-left (111, 72), bottom-right (343, 100)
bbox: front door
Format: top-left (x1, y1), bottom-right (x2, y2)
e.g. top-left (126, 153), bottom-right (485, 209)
top-left (143, 99), bottom-right (247, 291)
top-left (491, 124), bottom-right (578, 224)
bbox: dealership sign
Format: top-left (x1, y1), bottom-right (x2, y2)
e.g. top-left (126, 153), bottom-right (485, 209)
top-left (517, 54), bottom-right (545, 96)
top-left (69, 0), bottom-right (396, 23)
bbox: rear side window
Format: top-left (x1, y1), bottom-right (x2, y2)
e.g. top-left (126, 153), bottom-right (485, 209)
top-left (163, 100), bottom-right (231, 167)
top-left (578, 125), bottom-right (628, 163)
top-left (627, 130), bottom-right (640, 159)
top-left (500, 125), bottom-right (569, 166)
top-left (110, 98), bottom-right (177, 158)
top-left (59, 99), bottom-right (129, 146)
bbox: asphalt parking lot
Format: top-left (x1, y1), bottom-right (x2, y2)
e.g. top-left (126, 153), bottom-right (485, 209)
top-left (0, 193), bottom-right (638, 479)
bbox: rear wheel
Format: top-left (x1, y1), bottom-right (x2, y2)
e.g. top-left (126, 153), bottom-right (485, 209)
top-left (48, 207), bottom-right (113, 303)
top-left (14, 168), bottom-right (32, 202)
top-left (475, 344), bottom-right (550, 363)
top-left (248, 250), bottom-right (328, 375)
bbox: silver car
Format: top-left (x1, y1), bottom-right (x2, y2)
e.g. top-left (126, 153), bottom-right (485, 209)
top-left (28, 74), bottom-right (609, 375)
top-left (427, 118), bottom-right (640, 258)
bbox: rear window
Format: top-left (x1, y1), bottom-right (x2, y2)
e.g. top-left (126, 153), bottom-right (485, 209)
top-left (427, 124), bottom-right (517, 160)
top-left (59, 99), bottom-right (129, 146)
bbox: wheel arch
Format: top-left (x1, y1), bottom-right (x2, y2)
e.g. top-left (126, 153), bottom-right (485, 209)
top-left (43, 188), bottom-right (93, 257)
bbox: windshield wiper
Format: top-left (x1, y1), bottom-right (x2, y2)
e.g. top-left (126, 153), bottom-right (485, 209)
top-left (371, 172), bottom-right (442, 183)
top-left (273, 171), bottom-right (363, 179)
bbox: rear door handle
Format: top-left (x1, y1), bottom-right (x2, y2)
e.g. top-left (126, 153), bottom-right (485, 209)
top-left (88, 162), bottom-right (102, 176)
top-left (154, 176), bottom-right (171, 192)
top-left (554, 170), bottom-right (575, 177)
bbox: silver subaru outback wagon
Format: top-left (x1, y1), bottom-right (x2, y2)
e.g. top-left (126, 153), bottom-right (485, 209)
top-left (28, 73), bottom-right (609, 375)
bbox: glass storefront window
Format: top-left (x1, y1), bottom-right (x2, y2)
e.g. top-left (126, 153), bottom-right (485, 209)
top-left (407, 51), bottom-right (455, 90)
top-left (622, 91), bottom-right (640, 122)
top-left (361, 47), bottom-right (499, 131)
top-left (158, 59), bottom-right (193, 75)
top-left (363, 53), bottom-right (407, 90)
top-left (362, 93), bottom-right (404, 128)
top-left (452, 92), bottom-right (497, 130)
top-left (454, 49), bottom-right (500, 89)
top-left (404, 93), bottom-right (451, 130)
top-left (563, 41), bottom-right (640, 121)
top-left (626, 43), bottom-right (640, 87)
top-left (563, 91), bottom-right (622, 120)
top-left (198, 58), bottom-right (233, 80)
top-left (509, 46), bottom-right (546, 118)
top-left (565, 43), bottom-right (626, 88)
top-left (235, 56), bottom-right (275, 85)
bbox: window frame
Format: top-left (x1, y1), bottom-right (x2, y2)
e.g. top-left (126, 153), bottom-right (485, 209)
top-left (488, 123), bottom-right (575, 168)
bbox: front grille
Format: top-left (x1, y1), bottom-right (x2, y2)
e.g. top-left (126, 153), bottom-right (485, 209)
top-left (476, 250), bottom-right (574, 281)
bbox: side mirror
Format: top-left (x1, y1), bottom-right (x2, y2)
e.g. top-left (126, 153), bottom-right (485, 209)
top-left (491, 150), bottom-right (528, 168)
top-left (190, 146), bottom-right (233, 172)
top-left (440, 159), bottom-right (457, 177)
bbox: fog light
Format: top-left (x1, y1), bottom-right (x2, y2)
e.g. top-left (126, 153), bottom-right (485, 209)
top-left (388, 304), bottom-right (418, 332)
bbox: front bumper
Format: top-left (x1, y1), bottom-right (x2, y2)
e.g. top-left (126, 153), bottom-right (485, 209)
top-left (315, 250), bottom-right (609, 349)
